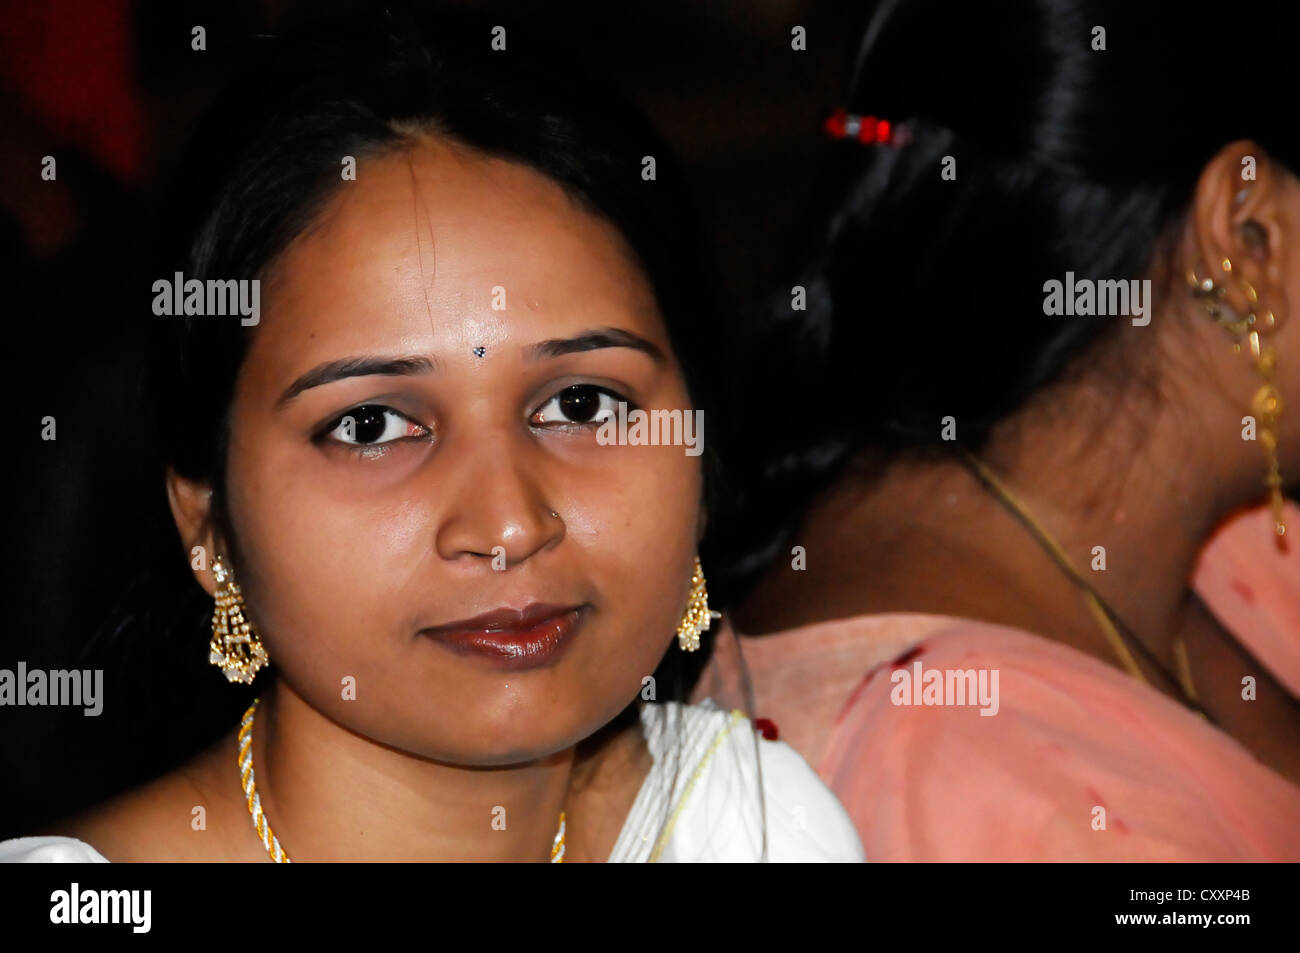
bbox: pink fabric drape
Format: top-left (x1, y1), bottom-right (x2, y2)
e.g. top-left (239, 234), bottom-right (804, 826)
top-left (694, 501), bottom-right (1300, 860)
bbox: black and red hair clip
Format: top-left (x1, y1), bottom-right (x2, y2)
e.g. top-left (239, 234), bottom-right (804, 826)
top-left (823, 108), bottom-right (907, 146)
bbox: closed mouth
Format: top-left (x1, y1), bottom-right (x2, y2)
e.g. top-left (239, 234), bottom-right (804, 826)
top-left (420, 604), bottom-right (587, 669)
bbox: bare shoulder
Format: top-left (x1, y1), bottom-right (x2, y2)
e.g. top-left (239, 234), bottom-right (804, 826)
top-left (43, 728), bottom-right (261, 862)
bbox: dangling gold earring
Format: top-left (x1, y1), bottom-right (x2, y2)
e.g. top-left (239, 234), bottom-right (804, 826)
top-left (1248, 329), bottom-right (1286, 541)
top-left (209, 555), bottom-right (270, 683)
top-left (676, 556), bottom-right (721, 652)
top-left (1189, 262), bottom-right (1288, 542)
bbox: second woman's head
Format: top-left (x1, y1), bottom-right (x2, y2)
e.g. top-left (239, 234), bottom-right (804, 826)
top-left (721, 0), bottom-right (1300, 588)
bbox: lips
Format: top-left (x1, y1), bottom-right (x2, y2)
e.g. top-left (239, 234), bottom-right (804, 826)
top-left (420, 604), bottom-right (585, 670)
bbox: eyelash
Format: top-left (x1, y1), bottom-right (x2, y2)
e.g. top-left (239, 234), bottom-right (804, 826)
top-left (314, 405), bottom-right (431, 459)
top-left (314, 384), bottom-right (635, 457)
top-left (529, 384), bottom-right (633, 429)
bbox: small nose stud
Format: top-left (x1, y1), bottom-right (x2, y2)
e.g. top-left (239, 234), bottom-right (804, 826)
top-left (472, 346), bottom-right (486, 358)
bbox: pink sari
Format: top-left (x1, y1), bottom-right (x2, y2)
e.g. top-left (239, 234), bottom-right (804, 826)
top-left (694, 501), bottom-right (1300, 860)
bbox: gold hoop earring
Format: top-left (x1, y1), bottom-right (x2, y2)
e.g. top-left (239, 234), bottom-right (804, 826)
top-left (1189, 265), bottom-right (1288, 541)
top-left (209, 555), bottom-right (270, 684)
top-left (676, 556), bottom-right (721, 652)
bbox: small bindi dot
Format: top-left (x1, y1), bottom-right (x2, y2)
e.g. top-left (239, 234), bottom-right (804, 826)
top-left (472, 346), bottom-right (486, 358)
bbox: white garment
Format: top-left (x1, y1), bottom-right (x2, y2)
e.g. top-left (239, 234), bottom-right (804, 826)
top-left (609, 699), bottom-right (864, 861)
top-left (0, 699), bottom-right (864, 863)
top-left (0, 836), bottom-right (108, 863)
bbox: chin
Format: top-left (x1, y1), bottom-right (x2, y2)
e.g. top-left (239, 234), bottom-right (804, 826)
top-left (432, 696), bottom-right (628, 767)
top-left (427, 728), bottom-right (592, 767)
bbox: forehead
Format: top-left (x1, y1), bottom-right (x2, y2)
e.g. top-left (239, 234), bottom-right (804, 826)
top-left (257, 137), bottom-right (662, 355)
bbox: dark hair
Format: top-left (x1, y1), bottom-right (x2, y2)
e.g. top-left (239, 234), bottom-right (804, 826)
top-left (715, 0), bottom-right (1300, 595)
top-left (85, 6), bottom-right (726, 803)
top-left (158, 7), bottom-right (723, 535)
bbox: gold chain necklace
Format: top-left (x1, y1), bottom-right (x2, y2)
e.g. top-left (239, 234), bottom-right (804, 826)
top-left (957, 448), bottom-right (1216, 725)
top-left (237, 699), bottom-right (567, 862)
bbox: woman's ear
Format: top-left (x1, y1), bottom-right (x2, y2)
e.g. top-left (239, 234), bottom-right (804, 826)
top-left (165, 466), bottom-right (220, 598)
top-left (1187, 139), bottom-right (1289, 335)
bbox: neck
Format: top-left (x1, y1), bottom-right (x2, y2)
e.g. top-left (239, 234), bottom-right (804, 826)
top-left (742, 348), bottom-right (1267, 683)
top-left (963, 389), bottom-right (1244, 673)
top-left (248, 679), bottom-right (575, 862)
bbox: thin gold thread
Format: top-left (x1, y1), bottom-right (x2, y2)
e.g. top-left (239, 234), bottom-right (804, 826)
top-left (1172, 638), bottom-right (1202, 705)
top-left (958, 448), bottom-right (1214, 723)
top-left (648, 709), bottom-right (748, 863)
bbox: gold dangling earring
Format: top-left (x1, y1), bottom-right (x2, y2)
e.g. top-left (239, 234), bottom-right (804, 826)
top-left (209, 555), bottom-right (270, 684)
top-left (1189, 262), bottom-right (1288, 543)
top-left (1249, 328), bottom-right (1287, 542)
top-left (676, 556), bottom-right (721, 652)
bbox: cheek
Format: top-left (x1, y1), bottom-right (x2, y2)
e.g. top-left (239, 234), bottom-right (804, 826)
top-left (221, 420), bottom-right (436, 685)
top-left (217, 393), bottom-right (704, 763)
top-left (565, 444), bottom-right (703, 668)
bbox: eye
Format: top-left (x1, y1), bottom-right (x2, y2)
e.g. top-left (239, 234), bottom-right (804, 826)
top-left (320, 405), bottom-right (429, 446)
top-left (530, 384), bottom-right (629, 427)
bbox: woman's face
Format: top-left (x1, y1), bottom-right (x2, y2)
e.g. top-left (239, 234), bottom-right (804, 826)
top-left (212, 138), bottom-right (703, 765)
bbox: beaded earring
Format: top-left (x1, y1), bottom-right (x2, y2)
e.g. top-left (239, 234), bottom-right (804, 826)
top-left (676, 556), bottom-right (721, 652)
top-left (1189, 260), bottom-right (1287, 542)
top-left (209, 555), bottom-right (270, 683)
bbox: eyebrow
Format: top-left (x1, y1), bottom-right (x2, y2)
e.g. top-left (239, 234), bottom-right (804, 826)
top-left (527, 327), bottom-right (665, 362)
top-left (276, 327), bottom-right (663, 406)
top-left (277, 356), bottom-right (435, 406)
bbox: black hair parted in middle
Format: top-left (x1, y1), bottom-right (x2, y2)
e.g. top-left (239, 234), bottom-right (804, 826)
top-left (157, 5), bottom-right (725, 517)
top-left (93, 4), bottom-right (732, 791)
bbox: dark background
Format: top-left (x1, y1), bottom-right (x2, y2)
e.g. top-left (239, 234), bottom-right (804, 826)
top-left (0, 0), bottom-right (870, 830)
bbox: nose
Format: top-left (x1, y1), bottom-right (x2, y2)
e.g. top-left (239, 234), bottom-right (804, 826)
top-left (432, 430), bottom-right (564, 568)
